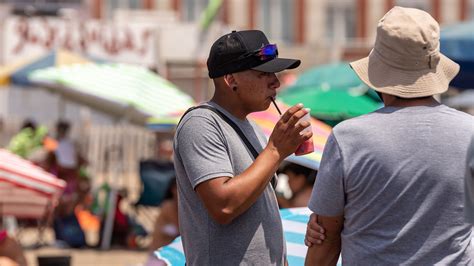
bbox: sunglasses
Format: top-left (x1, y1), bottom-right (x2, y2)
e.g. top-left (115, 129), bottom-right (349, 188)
top-left (252, 44), bottom-right (278, 60)
top-left (217, 43), bottom-right (279, 68)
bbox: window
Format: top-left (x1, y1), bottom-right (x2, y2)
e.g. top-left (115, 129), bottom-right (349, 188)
top-left (104, 0), bottom-right (142, 18)
top-left (395, 0), bottom-right (431, 13)
top-left (280, 0), bottom-right (294, 43)
top-left (258, 0), bottom-right (294, 43)
top-left (181, 0), bottom-right (209, 22)
top-left (470, 0), bottom-right (474, 20)
top-left (325, 1), bottom-right (356, 44)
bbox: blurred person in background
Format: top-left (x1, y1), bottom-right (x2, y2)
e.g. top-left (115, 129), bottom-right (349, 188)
top-left (7, 119), bottom-right (48, 159)
top-left (277, 163), bottom-right (316, 208)
top-left (145, 178), bottom-right (179, 266)
top-left (156, 139), bottom-right (174, 163)
top-left (149, 178), bottom-right (179, 251)
top-left (305, 7), bottom-right (474, 265)
top-left (144, 140), bottom-right (178, 266)
top-left (52, 120), bottom-right (88, 248)
top-left (55, 120), bottom-right (86, 183)
top-left (174, 29), bottom-right (309, 265)
top-left (53, 120), bottom-right (89, 211)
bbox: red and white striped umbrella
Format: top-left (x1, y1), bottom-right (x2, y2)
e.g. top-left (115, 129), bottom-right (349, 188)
top-left (0, 149), bottom-right (66, 218)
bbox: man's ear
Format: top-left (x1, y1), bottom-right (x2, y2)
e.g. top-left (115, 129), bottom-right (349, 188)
top-left (223, 74), bottom-right (237, 89)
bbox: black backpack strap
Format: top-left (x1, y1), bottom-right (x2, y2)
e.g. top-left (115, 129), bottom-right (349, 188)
top-left (178, 105), bottom-right (277, 187)
top-left (179, 105), bottom-right (259, 159)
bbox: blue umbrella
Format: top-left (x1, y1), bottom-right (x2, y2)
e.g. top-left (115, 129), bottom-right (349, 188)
top-left (154, 208), bottom-right (342, 266)
top-left (440, 21), bottom-right (474, 89)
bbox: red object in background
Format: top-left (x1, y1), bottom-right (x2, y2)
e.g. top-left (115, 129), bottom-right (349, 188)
top-left (0, 149), bottom-right (66, 218)
top-left (0, 230), bottom-right (7, 242)
top-left (0, 149), bottom-right (65, 197)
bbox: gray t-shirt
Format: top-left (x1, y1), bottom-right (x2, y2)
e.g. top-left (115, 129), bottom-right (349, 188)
top-left (173, 102), bottom-right (285, 266)
top-left (309, 104), bottom-right (474, 265)
top-left (466, 135), bottom-right (474, 224)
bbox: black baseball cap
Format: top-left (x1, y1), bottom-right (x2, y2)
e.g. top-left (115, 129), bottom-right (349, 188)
top-left (207, 30), bottom-right (301, 78)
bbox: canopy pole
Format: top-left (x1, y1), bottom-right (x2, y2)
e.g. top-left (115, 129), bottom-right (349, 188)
top-left (58, 95), bottom-right (66, 120)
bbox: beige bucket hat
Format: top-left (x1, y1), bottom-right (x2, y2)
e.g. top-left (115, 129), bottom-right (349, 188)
top-left (350, 6), bottom-right (460, 98)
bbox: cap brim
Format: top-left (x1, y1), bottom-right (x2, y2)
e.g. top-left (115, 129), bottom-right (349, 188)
top-left (252, 58), bottom-right (301, 73)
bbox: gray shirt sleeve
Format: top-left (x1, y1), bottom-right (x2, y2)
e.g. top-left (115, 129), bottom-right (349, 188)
top-left (308, 132), bottom-right (345, 216)
top-left (465, 136), bottom-right (474, 224)
top-left (176, 115), bottom-right (234, 189)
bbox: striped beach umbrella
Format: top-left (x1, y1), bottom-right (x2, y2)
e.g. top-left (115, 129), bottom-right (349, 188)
top-left (249, 101), bottom-right (332, 170)
top-left (154, 207), bottom-right (342, 266)
top-left (0, 149), bottom-right (66, 218)
top-left (29, 63), bottom-right (195, 125)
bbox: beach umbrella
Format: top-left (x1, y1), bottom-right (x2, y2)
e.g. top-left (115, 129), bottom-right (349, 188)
top-left (154, 207), bottom-right (342, 266)
top-left (290, 62), bottom-right (381, 102)
top-left (278, 88), bottom-right (381, 124)
top-left (440, 21), bottom-right (474, 89)
top-left (0, 49), bottom-right (92, 86)
top-left (147, 110), bottom-right (187, 132)
top-left (249, 101), bottom-right (332, 170)
top-left (0, 149), bottom-right (66, 218)
top-left (29, 63), bottom-right (195, 125)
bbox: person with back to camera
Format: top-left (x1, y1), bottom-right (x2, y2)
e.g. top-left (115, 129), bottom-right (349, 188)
top-left (173, 29), bottom-right (312, 265)
top-left (304, 6), bottom-right (474, 265)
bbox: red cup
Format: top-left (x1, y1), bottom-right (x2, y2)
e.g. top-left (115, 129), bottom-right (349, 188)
top-left (295, 112), bottom-right (314, 156)
top-left (295, 138), bottom-right (314, 156)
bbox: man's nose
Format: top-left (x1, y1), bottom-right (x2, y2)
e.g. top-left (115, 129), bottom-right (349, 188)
top-left (269, 73), bottom-right (280, 90)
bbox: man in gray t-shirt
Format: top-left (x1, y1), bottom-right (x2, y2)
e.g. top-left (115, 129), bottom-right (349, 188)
top-left (305, 7), bottom-right (473, 265)
top-left (174, 30), bottom-right (311, 265)
top-left (466, 136), bottom-right (474, 224)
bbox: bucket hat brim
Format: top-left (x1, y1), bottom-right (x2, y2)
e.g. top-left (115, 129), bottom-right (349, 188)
top-left (350, 51), bottom-right (460, 98)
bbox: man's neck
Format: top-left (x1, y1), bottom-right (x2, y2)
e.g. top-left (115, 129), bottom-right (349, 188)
top-left (211, 94), bottom-right (249, 120)
top-left (383, 95), bottom-right (439, 107)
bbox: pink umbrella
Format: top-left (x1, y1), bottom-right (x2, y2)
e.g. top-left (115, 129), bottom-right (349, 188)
top-left (249, 101), bottom-right (332, 170)
top-left (0, 149), bottom-right (66, 218)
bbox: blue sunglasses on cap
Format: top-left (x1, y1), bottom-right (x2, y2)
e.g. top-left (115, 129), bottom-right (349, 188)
top-left (253, 44), bottom-right (278, 60)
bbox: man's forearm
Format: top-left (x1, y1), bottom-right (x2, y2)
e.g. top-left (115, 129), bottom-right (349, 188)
top-left (304, 214), bottom-right (343, 266)
top-left (305, 239), bottom-right (341, 266)
top-left (196, 145), bottom-right (287, 224)
top-left (220, 146), bottom-right (283, 219)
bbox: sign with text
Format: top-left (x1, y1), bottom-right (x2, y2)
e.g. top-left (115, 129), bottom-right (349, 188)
top-left (3, 16), bottom-right (157, 66)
